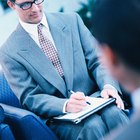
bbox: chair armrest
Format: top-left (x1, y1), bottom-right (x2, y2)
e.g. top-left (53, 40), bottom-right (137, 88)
top-left (0, 106), bottom-right (15, 140)
top-left (0, 105), bottom-right (4, 123)
top-left (0, 103), bottom-right (58, 140)
top-left (0, 123), bottom-right (15, 140)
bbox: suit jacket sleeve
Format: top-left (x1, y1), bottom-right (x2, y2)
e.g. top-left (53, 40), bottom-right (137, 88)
top-left (75, 13), bottom-right (122, 95)
top-left (0, 51), bottom-right (67, 118)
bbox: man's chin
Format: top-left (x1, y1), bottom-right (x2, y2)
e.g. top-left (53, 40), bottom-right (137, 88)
top-left (29, 13), bottom-right (43, 24)
top-left (32, 20), bottom-right (41, 24)
top-left (28, 18), bottom-right (42, 24)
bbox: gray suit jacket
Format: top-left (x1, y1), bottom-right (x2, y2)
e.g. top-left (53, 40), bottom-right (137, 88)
top-left (0, 13), bottom-right (120, 121)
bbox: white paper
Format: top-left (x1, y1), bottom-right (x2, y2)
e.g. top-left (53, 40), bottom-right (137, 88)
top-left (54, 97), bottom-right (114, 120)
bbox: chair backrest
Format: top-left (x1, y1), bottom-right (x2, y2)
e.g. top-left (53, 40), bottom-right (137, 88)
top-left (0, 72), bottom-right (21, 108)
top-left (0, 105), bottom-right (15, 140)
top-left (0, 71), bottom-right (58, 140)
top-left (0, 123), bottom-right (15, 140)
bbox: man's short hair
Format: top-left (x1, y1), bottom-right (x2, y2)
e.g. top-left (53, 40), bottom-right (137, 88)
top-left (92, 0), bottom-right (140, 72)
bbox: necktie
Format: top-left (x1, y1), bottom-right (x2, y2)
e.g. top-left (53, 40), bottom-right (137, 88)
top-left (38, 23), bottom-right (64, 77)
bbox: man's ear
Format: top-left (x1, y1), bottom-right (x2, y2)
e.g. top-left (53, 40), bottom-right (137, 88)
top-left (101, 44), bottom-right (119, 66)
top-left (7, 0), bottom-right (16, 10)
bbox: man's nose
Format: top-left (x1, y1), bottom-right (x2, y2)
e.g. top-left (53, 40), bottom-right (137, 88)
top-left (31, 3), bottom-right (39, 11)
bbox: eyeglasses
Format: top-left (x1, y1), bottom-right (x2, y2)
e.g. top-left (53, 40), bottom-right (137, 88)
top-left (13, 0), bottom-right (44, 10)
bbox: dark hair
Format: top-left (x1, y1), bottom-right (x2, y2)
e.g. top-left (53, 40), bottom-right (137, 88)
top-left (92, 0), bottom-right (140, 72)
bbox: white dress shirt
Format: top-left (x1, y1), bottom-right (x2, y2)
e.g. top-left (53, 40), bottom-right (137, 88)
top-left (19, 13), bottom-right (56, 48)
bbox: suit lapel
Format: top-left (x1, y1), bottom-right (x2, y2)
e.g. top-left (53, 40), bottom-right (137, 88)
top-left (46, 14), bottom-right (74, 92)
top-left (16, 24), bottom-right (67, 96)
top-left (16, 13), bottom-right (74, 96)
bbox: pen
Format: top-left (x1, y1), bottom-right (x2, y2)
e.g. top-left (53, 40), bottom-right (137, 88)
top-left (86, 101), bottom-right (91, 105)
top-left (68, 90), bottom-right (91, 105)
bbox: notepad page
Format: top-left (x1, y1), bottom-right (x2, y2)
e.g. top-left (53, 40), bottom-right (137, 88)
top-left (55, 97), bottom-right (112, 120)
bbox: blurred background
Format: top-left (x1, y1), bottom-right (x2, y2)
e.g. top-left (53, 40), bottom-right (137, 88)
top-left (0, 0), bottom-right (95, 46)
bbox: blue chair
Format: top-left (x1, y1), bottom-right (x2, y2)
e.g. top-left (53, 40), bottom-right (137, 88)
top-left (0, 71), bottom-right (58, 140)
top-left (0, 105), bottom-right (15, 140)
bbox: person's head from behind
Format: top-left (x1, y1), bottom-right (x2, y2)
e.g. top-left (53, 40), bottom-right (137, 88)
top-left (92, 0), bottom-right (140, 92)
top-left (7, 0), bottom-right (44, 24)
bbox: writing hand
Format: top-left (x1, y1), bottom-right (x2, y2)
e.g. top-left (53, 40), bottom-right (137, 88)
top-left (66, 91), bottom-right (87, 113)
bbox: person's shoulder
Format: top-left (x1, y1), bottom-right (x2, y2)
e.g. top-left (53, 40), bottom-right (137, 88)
top-left (131, 110), bottom-right (140, 122)
top-left (105, 112), bottom-right (140, 140)
top-left (0, 29), bottom-right (17, 54)
top-left (48, 12), bottom-right (79, 17)
top-left (46, 12), bottom-right (80, 23)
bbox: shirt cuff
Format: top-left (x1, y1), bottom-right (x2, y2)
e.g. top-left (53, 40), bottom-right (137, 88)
top-left (63, 100), bottom-right (69, 113)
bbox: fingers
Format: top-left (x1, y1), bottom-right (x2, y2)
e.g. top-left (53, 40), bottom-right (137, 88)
top-left (69, 97), bottom-right (87, 106)
top-left (115, 96), bottom-right (124, 110)
top-left (101, 90), bottom-right (109, 99)
top-left (101, 88), bottom-right (124, 110)
top-left (70, 92), bottom-right (85, 100)
top-left (66, 92), bottom-right (87, 113)
top-left (66, 99), bottom-right (86, 113)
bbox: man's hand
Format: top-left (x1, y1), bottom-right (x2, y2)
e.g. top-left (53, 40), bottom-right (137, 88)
top-left (101, 87), bottom-right (124, 109)
top-left (66, 92), bottom-right (87, 113)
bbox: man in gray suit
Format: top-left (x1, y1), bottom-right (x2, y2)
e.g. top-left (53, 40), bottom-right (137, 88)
top-left (92, 0), bottom-right (140, 139)
top-left (0, 0), bottom-right (129, 139)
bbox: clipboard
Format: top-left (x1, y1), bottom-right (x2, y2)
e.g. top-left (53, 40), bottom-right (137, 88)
top-left (53, 97), bottom-right (115, 124)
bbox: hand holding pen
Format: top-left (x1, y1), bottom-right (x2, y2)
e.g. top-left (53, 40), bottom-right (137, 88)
top-left (70, 90), bottom-right (91, 105)
top-left (65, 90), bottom-right (91, 113)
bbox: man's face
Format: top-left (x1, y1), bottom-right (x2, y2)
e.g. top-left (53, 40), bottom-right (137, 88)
top-left (8, 0), bottom-right (43, 24)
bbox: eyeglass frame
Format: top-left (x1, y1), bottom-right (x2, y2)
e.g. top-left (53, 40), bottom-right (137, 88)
top-left (12, 0), bottom-right (44, 10)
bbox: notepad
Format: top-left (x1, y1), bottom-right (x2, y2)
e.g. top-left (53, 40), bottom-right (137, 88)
top-left (53, 97), bottom-right (115, 124)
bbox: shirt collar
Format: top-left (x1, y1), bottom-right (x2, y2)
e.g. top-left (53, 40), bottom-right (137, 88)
top-left (19, 13), bottom-right (49, 37)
